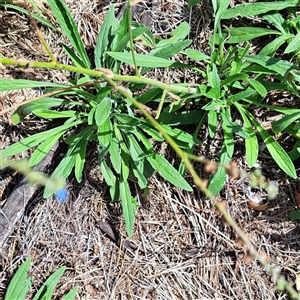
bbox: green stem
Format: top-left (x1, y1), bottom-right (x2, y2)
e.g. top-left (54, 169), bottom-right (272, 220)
top-left (101, 73), bottom-right (300, 299)
top-left (0, 57), bottom-right (197, 94)
top-left (155, 89), bottom-right (167, 119)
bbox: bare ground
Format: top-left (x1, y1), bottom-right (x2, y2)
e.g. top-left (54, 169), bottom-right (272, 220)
top-left (1, 0), bottom-right (300, 299)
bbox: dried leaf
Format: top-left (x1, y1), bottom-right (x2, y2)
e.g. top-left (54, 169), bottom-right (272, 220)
top-left (248, 199), bottom-right (269, 211)
top-left (294, 190), bottom-right (300, 208)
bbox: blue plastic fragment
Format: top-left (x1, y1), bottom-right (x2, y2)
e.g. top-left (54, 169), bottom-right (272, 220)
top-left (55, 188), bottom-right (68, 203)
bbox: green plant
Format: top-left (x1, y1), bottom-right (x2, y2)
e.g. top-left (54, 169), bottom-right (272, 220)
top-left (0, 0), bottom-right (199, 236)
top-left (179, 0), bottom-right (300, 195)
top-left (1, 0), bottom-right (299, 228)
top-left (4, 259), bottom-right (77, 300)
top-left (1, 1), bottom-right (300, 298)
top-left (220, 1), bottom-right (300, 61)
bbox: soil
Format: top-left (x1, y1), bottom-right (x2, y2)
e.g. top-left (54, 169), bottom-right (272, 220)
top-left (1, 0), bottom-right (300, 299)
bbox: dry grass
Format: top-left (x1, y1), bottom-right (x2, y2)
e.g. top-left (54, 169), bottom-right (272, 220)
top-left (1, 0), bottom-right (300, 299)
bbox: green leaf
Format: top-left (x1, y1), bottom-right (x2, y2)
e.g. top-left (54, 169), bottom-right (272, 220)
top-left (126, 133), bottom-right (146, 161)
top-left (160, 124), bottom-right (200, 145)
top-left (246, 103), bottom-right (299, 115)
top-left (222, 1), bottom-right (300, 19)
top-left (210, 64), bottom-right (220, 99)
top-left (149, 40), bottom-right (192, 60)
top-left (170, 21), bottom-right (190, 40)
top-left (139, 121), bottom-right (164, 141)
top-left (94, 6), bottom-right (118, 68)
top-left (225, 27), bottom-right (281, 44)
top-left (284, 31), bottom-right (300, 54)
top-left (116, 4), bottom-right (130, 45)
top-left (88, 106), bottom-right (96, 125)
top-left (146, 154), bottom-right (192, 191)
top-left (259, 34), bottom-right (294, 56)
top-left (221, 74), bottom-right (248, 87)
top-left (289, 209), bottom-right (300, 220)
top-left (130, 158), bottom-right (149, 188)
top-left (185, 49), bottom-right (210, 61)
top-left (5, 259), bottom-right (32, 300)
top-left (207, 110), bottom-right (218, 138)
top-left (29, 132), bottom-right (63, 167)
top-left (48, 0), bottom-right (91, 69)
top-left (33, 109), bottom-right (81, 119)
top-left (230, 57), bottom-right (243, 76)
top-left (235, 103), bottom-right (258, 167)
top-left (272, 111), bottom-right (300, 134)
top-left (262, 12), bottom-right (289, 34)
top-left (289, 140), bottom-right (300, 161)
top-left (248, 114), bottom-right (297, 179)
top-left (114, 113), bottom-right (140, 126)
top-left (1, 120), bottom-right (82, 157)
top-left (62, 44), bottom-right (85, 68)
top-left (136, 87), bottom-right (162, 104)
top-left (95, 97), bottom-right (112, 126)
top-left (158, 110), bottom-right (205, 126)
top-left (97, 117), bottom-right (112, 148)
top-left (153, 22), bottom-right (190, 50)
top-left (202, 99), bottom-right (225, 111)
top-left (32, 266), bottom-right (66, 300)
top-left (109, 137), bottom-right (121, 174)
top-left (213, 0), bottom-right (231, 31)
top-left (131, 21), bottom-right (157, 48)
top-left (100, 160), bottom-right (116, 187)
top-left (61, 287), bottom-right (78, 300)
top-left (137, 130), bottom-right (192, 191)
top-left (121, 150), bottom-right (130, 181)
top-left (114, 125), bottom-right (130, 155)
top-left (222, 122), bottom-right (235, 158)
top-left (75, 133), bottom-right (92, 183)
top-left (0, 79), bottom-right (64, 92)
top-left (47, 0), bottom-right (91, 69)
top-left (120, 180), bottom-right (136, 236)
top-left (208, 124), bottom-right (233, 196)
top-left (248, 79), bottom-right (267, 97)
top-left (44, 127), bottom-right (92, 197)
top-left (114, 26), bottom-right (148, 53)
top-left (245, 55), bottom-right (299, 78)
top-left (208, 159), bottom-right (227, 197)
top-left (107, 52), bottom-right (191, 68)
top-left (226, 89), bottom-right (256, 106)
top-left (11, 97), bottom-right (69, 124)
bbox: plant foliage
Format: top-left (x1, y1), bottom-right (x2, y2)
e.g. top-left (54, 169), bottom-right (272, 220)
top-left (0, 0), bottom-right (299, 233)
top-left (4, 259), bottom-right (77, 300)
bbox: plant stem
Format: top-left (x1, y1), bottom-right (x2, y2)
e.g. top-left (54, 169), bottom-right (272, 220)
top-left (0, 57), bottom-right (197, 94)
top-left (100, 72), bottom-right (300, 299)
top-left (155, 89), bottom-right (167, 119)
